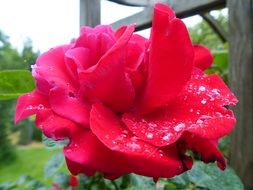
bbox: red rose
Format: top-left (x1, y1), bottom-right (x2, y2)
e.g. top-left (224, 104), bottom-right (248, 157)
top-left (15, 3), bottom-right (237, 180)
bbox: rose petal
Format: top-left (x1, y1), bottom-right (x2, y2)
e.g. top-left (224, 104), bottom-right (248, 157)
top-left (65, 47), bottom-right (91, 81)
top-left (193, 44), bottom-right (213, 70)
top-left (65, 157), bottom-right (96, 176)
top-left (15, 91), bottom-right (49, 123)
top-left (74, 26), bottom-right (116, 68)
top-left (33, 45), bottom-right (77, 91)
top-left (49, 86), bottom-right (91, 127)
top-left (89, 103), bottom-right (187, 178)
top-left (78, 25), bottom-right (136, 112)
top-left (125, 35), bottom-right (146, 71)
top-left (139, 3), bottom-right (194, 112)
top-left (80, 25), bottom-right (115, 38)
top-left (123, 68), bottom-right (237, 146)
top-left (179, 133), bottom-right (226, 170)
top-left (35, 108), bottom-right (79, 140)
top-left (64, 130), bottom-right (130, 177)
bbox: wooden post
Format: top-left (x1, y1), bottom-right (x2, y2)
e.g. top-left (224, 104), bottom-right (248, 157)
top-left (228, 0), bottom-right (253, 189)
top-left (80, 0), bottom-right (100, 27)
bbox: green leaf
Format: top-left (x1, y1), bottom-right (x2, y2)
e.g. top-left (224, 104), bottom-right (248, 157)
top-left (0, 70), bottom-right (35, 100)
top-left (42, 134), bottom-right (68, 149)
top-left (206, 50), bottom-right (228, 83)
top-left (53, 173), bottom-right (69, 189)
top-left (44, 153), bottom-right (64, 179)
top-left (125, 174), bottom-right (156, 190)
top-left (170, 161), bottom-right (243, 190)
top-left (212, 50), bottom-right (228, 70)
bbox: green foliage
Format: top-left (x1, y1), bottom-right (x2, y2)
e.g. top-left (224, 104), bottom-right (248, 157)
top-left (0, 70), bottom-right (35, 100)
top-left (0, 101), bottom-right (16, 163)
top-left (189, 12), bottom-right (228, 51)
top-left (165, 161), bottom-right (243, 190)
top-left (42, 135), bottom-right (69, 149)
top-left (206, 50), bottom-right (228, 82)
top-left (0, 175), bottom-right (50, 190)
top-left (0, 29), bottom-right (38, 162)
top-left (0, 31), bottom-right (38, 70)
top-left (44, 153), bottom-right (64, 179)
top-left (0, 148), bottom-right (60, 184)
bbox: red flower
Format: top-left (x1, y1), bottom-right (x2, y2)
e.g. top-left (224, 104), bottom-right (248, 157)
top-left (15, 3), bottom-right (237, 180)
top-left (69, 175), bottom-right (78, 188)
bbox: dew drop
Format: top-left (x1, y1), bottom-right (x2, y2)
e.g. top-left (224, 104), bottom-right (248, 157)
top-left (201, 99), bottom-right (207, 104)
top-left (199, 86), bottom-right (206, 92)
top-left (162, 133), bottom-right (172, 141)
top-left (37, 104), bottom-right (44, 110)
top-left (196, 119), bottom-right (203, 124)
top-left (146, 132), bottom-right (154, 139)
top-left (131, 136), bottom-right (138, 142)
top-left (148, 123), bottom-right (157, 128)
top-left (26, 105), bottom-right (33, 110)
top-left (212, 89), bottom-right (220, 95)
top-left (174, 123), bottom-right (185, 132)
top-left (215, 112), bottom-right (222, 117)
top-left (127, 142), bottom-right (141, 150)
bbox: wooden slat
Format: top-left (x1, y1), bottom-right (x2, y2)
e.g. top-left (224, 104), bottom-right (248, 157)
top-left (201, 12), bottom-right (228, 42)
top-left (229, 0), bottom-right (253, 190)
top-left (80, 0), bottom-right (101, 27)
top-left (111, 0), bottom-right (226, 30)
top-left (107, 0), bottom-right (153, 7)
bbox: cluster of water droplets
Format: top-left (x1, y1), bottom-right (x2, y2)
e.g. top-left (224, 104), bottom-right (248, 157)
top-left (26, 104), bottom-right (45, 111)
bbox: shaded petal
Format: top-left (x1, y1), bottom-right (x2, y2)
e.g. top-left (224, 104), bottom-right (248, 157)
top-left (65, 157), bottom-right (96, 176)
top-left (179, 133), bottom-right (226, 170)
top-left (89, 103), bottom-right (186, 178)
top-left (49, 86), bottom-right (91, 127)
top-left (15, 91), bottom-right (49, 123)
top-left (64, 47), bottom-right (91, 82)
top-left (35, 108), bottom-right (79, 140)
top-left (125, 34), bottom-right (147, 70)
top-left (193, 44), bottom-right (213, 70)
top-left (78, 25), bottom-right (136, 112)
top-left (123, 68), bottom-right (237, 146)
top-left (64, 130), bottom-right (130, 177)
top-left (139, 3), bottom-right (194, 112)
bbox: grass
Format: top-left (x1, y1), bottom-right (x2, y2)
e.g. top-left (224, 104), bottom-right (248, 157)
top-left (0, 145), bottom-right (66, 184)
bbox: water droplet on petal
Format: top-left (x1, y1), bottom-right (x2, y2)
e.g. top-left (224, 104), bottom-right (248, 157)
top-left (174, 123), bottom-right (185, 132)
top-left (26, 105), bottom-right (33, 110)
top-left (201, 99), bottom-right (207, 104)
top-left (146, 132), bottom-right (153, 139)
top-left (196, 119), bottom-right (203, 124)
top-left (37, 104), bottom-right (44, 110)
top-left (162, 133), bottom-right (172, 141)
top-left (212, 89), bottom-right (220, 95)
top-left (148, 123), bottom-right (157, 128)
top-left (199, 86), bottom-right (206, 92)
top-left (127, 142), bottom-right (141, 150)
